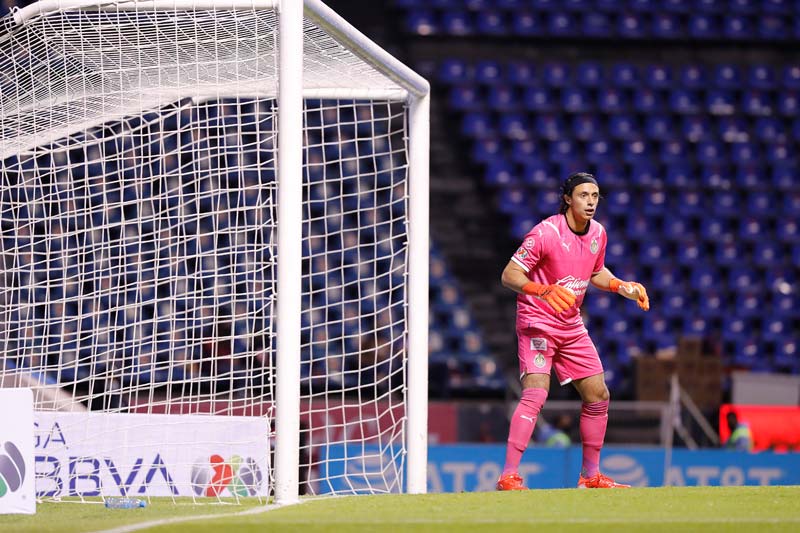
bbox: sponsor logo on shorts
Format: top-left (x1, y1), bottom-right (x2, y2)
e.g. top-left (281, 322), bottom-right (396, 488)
top-left (533, 353), bottom-right (546, 368)
top-left (531, 338), bottom-right (547, 351)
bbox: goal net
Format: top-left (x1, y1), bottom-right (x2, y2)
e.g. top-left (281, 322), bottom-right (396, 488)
top-left (0, 0), bottom-right (429, 502)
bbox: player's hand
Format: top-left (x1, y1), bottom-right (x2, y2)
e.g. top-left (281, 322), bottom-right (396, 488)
top-left (610, 279), bottom-right (649, 311)
top-left (522, 282), bottom-right (576, 313)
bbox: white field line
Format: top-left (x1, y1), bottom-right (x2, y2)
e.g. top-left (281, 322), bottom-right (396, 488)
top-left (87, 500), bottom-right (308, 533)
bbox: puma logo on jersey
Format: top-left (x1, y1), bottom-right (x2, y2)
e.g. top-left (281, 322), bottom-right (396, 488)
top-left (561, 241), bottom-right (571, 252)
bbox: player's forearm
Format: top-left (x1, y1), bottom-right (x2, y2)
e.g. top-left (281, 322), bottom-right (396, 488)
top-left (501, 262), bottom-right (533, 295)
top-left (590, 267), bottom-right (616, 291)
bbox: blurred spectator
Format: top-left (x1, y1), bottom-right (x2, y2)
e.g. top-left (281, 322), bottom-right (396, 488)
top-left (724, 411), bottom-right (754, 452)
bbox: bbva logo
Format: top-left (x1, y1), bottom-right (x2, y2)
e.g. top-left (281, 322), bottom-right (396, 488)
top-left (0, 441), bottom-right (26, 498)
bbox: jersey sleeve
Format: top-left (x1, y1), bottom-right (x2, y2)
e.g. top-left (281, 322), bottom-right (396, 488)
top-left (510, 225), bottom-right (547, 273)
top-left (592, 225), bottom-right (608, 274)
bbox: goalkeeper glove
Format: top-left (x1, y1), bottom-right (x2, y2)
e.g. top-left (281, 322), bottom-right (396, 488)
top-left (522, 282), bottom-right (576, 314)
top-left (609, 278), bottom-right (650, 311)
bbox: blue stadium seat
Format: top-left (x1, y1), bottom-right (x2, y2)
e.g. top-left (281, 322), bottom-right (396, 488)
top-left (754, 116), bottom-right (784, 143)
top-left (507, 61), bottom-right (537, 86)
top-left (752, 241), bottom-right (783, 268)
top-left (714, 64), bottom-right (742, 89)
top-left (471, 138), bottom-right (503, 163)
top-left (695, 0), bottom-right (724, 12)
top-left (572, 114), bottom-right (603, 141)
top-left (562, 87), bottom-right (593, 113)
top-left (639, 241), bottom-right (668, 266)
top-left (749, 65), bottom-right (777, 89)
top-left (707, 89), bottom-right (736, 115)
top-left (746, 191), bottom-right (775, 217)
top-left (632, 88), bottom-right (664, 113)
top-left (728, 264), bottom-right (761, 293)
top-left (542, 62), bottom-right (570, 88)
top-left (721, 317), bottom-right (750, 345)
top-left (763, 317), bottom-right (791, 343)
top-left (611, 63), bottom-right (639, 88)
top-left (765, 141), bottom-right (794, 165)
top-left (696, 141), bottom-right (726, 165)
top-left (497, 186), bottom-right (529, 214)
top-left (683, 115), bottom-right (714, 142)
top-left (701, 216), bottom-right (735, 244)
top-left (759, 15), bottom-right (788, 40)
top-left (723, 15), bottom-right (752, 39)
top-left (476, 9), bottom-right (509, 35)
top-left (642, 315), bottom-right (676, 351)
top-left (646, 114), bottom-right (674, 140)
top-left (680, 65), bottom-right (707, 89)
top-left (622, 139), bottom-right (652, 164)
top-left (609, 114), bottom-right (639, 140)
top-left (735, 291), bottom-right (762, 319)
top-left (484, 161), bottom-right (517, 187)
top-left (510, 139), bottom-right (543, 164)
top-left (605, 190), bottom-right (633, 216)
top-left (487, 85), bottom-right (518, 111)
top-left (660, 139), bottom-right (689, 164)
top-left (665, 164), bottom-right (695, 190)
top-left (597, 87), bottom-right (628, 113)
top-left (697, 289), bottom-right (725, 321)
top-left (735, 164), bottom-right (765, 190)
top-left (670, 89), bottom-right (702, 115)
top-left (547, 11), bottom-right (577, 36)
top-left (730, 142), bottom-right (761, 165)
top-left (688, 14), bottom-right (720, 38)
top-left (776, 218), bottom-right (800, 243)
top-left (475, 60), bottom-right (504, 85)
top-left (652, 13), bottom-right (683, 38)
top-left (582, 12), bottom-right (613, 37)
top-left (461, 111), bottom-right (495, 138)
top-left (742, 90), bottom-right (774, 116)
top-left (439, 59), bottom-right (470, 84)
top-left (777, 91), bottom-right (799, 116)
top-left (662, 217), bottom-right (693, 243)
top-left (662, 293), bottom-right (688, 320)
top-left (586, 140), bottom-right (613, 164)
top-left (499, 113), bottom-right (530, 140)
top-left (535, 114), bottom-right (567, 141)
top-left (521, 162), bottom-right (559, 189)
top-left (773, 293), bottom-right (800, 319)
top-left (783, 192), bottom-right (800, 216)
top-left (682, 316), bottom-right (710, 337)
top-left (548, 139), bottom-right (578, 162)
top-left (629, 163), bottom-right (662, 188)
top-left (626, 213), bottom-right (650, 240)
top-left (524, 87), bottom-right (557, 112)
top-left (782, 65), bottom-right (800, 89)
top-left (763, 0), bottom-right (791, 15)
top-left (618, 12), bottom-right (647, 39)
top-left (406, 9), bottom-right (439, 36)
top-left (449, 85), bottom-right (482, 111)
top-left (513, 11), bottom-right (542, 36)
top-left (441, 11), bottom-right (474, 36)
top-left (773, 340), bottom-right (798, 372)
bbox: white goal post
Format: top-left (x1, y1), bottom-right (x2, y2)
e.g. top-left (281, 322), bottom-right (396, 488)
top-left (0, 0), bottom-right (429, 504)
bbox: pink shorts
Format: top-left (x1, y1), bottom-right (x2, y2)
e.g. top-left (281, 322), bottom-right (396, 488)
top-left (517, 323), bottom-right (603, 385)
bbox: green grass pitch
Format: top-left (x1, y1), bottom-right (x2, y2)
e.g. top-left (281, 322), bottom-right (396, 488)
top-left (3, 487), bottom-right (799, 533)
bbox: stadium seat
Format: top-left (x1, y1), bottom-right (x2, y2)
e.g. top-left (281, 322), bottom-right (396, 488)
top-left (754, 117), bottom-right (784, 143)
top-left (597, 87), bottom-right (628, 113)
top-left (476, 9), bottom-right (509, 35)
top-left (611, 63), bottom-right (639, 88)
top-left (723, 15), bottom-right (752, 39)
top-left (562, 87), bottom-right (593, 113)
top-left (438, 59), bottom-right (471, 84)
top-left (670, 89), bottom-right (702, 115)
top-left (742, 90), bottom-right (774, 116)
top-left (547, 11), bottom-right (577, 36)
top-left (441, 11), bottom-right (474, 36)
top-left (405, 9), bottom-right (438, 36)
top-left (513, 11), bottom-right (542, 36)
top-left (571, 114), bottom-right (603, 141)
top-left (499, 113), bottom-right (530, 140)
top-left (660, 139), bottom-right (689, 164)
top-left (609, 114), bottom-right (639, 140)
top-left (777, 91), bottom-right (799, 116)
top-left (534, 114), bottom-right (567, 140)
top-left (752, 241), bottom-right (783, 268)
top-left (618, 12), bottom-right (647, 39)
top-left (758, 15), bottom-right (788, 40)
top-left (475, 60), bottom-right (504, 85)
top-left (782, 65), bottom-right (800, 89)
top-left (507, 61), bottom-right (537, 86)
top-left (646, 114), bottom-right (674, 140)
top-left (449, 85), bottom-right (482, 111)
top-left (632, 88), bottom-right (664, 113)
top-left (680, 64), bottom-right (707, 89)
top-left (748, 65), bottom-right (777, 89)
top-left (653, 13), bottom-right (683, 38)
top-left (688, 14), bottom-right (720, 38)
top-left (583, 12), bottom-right (613, 37)
top-left (524, 87), bottom-right (557, 112)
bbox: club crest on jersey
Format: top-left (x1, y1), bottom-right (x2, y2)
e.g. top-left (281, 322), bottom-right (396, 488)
top-left (590, 238), bottom-right (598, 254)
top-left (533, 352), bottom-right (546, 368)
top-left (531, 338), bottom-right (547, 351)
top-left (524, 237), bottom-right (535, 249)
top-left (515, 247), bottom-right (528, 259)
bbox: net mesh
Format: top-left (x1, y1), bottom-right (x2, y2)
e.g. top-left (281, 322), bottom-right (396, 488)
top-left (0, 3), bottom-right (410, 500)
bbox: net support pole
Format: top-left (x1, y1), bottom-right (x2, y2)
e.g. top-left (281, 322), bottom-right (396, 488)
top-left (405, 92), bottom-right (430, 494)
top-left (274, 0), bottom-right (303, 506)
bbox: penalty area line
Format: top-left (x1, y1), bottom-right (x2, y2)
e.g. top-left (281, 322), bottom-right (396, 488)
top-left (87, 500), bottom-right (307, 533)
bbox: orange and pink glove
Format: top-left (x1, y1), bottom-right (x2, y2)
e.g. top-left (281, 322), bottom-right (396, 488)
top-left (522, 282), bottom-right (576, 314)
top-left (609, 278), bottom-right (650, 311)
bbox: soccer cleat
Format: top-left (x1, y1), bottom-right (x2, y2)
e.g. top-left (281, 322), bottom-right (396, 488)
top-left (496, 472), bottom-right (527, 491)
top-left (577, 472), bottom-right (631, 489)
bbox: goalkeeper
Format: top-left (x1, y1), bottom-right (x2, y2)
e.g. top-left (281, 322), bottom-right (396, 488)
top-left (496, 172), bottom-right (649, 491)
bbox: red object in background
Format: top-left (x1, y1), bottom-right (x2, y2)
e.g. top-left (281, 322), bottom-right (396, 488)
top-left (719, 404), bottom-right (800, 452)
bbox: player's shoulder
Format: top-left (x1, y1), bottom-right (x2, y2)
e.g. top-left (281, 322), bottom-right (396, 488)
top-left (535, 214), bottom-right (564, 239)
top-left (590, 219), bottom-right (606, 238)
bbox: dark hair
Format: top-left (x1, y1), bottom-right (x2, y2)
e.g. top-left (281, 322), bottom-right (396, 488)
top-left (559, 172), bottom-right (599, 214)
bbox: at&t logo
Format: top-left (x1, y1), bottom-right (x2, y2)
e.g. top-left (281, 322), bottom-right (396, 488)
top-left (0, 441), bottom-right (26, 498)
top-left (191, 455), bottom-right (263, 497)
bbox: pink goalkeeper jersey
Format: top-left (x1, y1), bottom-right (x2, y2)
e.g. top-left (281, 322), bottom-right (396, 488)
top-left (511, 214), bottom-right (607, 329)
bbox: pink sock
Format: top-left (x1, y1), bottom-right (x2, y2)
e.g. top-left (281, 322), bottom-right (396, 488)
top-left (502, 388), bottom-right (548, 476)
top-left (580, 400), bottom-right (609, 477)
